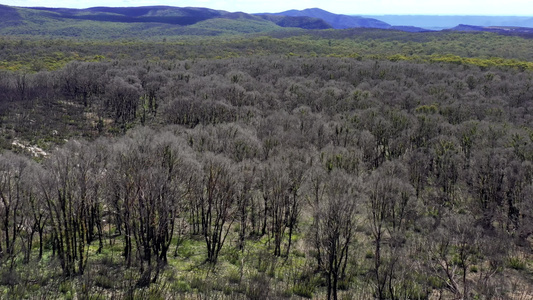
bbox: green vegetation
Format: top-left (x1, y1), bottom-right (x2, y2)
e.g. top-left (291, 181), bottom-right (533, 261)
top-left (189, 17), bottom-right (283, 34)
top-left (2, 30), bottom-right (533, 72)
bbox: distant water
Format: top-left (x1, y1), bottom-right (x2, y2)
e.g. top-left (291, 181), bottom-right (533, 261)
top-left (362, 15), bottom-right (533, 30)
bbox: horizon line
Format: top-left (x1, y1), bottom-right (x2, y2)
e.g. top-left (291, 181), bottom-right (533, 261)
top-left (4, 4), bottom-right (533, 18)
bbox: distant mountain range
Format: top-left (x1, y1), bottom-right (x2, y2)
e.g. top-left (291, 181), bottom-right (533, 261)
top-left (0, 4), bottom-right (532, 38)
top-left (365, 15), bottom-right (533, 30)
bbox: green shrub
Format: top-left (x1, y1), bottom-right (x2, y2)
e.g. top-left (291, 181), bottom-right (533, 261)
top-left (427, 276), bottom-right (444, 289)
top-left (190, 276), bottom-right (209, 293)
top-left (94, 274), bottom-right (115, 289)
top-left (172, 280), bottom-right (191, 293)
top-left (4, 285), bottom-right (28, 299)
top-left (281, 288), bottom-right (293, 298)
top-left (338, 278), bottom-right (351, 290)
top-left (145, 285), bottom-right (167, 300)
top-left (292, 282), bottom-right (315, 299)
top-left (176, 242), bottom-right (195, 259)
top-left (293, 249), bottom-right (306, 258)
top-left (225, 248), bottom-right (241, 266)
top-left (508, 257), bottom-right (526, 270)
top-left (227, 268), bottom-right (241, 284)
top-left (223, 284), bottom-right (233, 295)
top-left (246, 273), bottom-right (270, 300)
top-left (59, 281), bottom-right (72, 294)
top-left (98, 255), bottom-right (116, 268)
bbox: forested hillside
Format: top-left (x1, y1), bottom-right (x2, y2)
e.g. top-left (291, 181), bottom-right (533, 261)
top-left (1, 12), bottom-right (533, 300)
top-left (0, 5), bottom-right (395, 38)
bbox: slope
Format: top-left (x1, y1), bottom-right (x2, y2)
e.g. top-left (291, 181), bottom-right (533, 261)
top-left (266, 7), bottom-right (391, 29)
top-left (0, 5), bottom-right (296, 38)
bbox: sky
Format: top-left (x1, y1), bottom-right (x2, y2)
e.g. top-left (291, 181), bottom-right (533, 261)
top-left (2, 0), bottom-right (533, 16)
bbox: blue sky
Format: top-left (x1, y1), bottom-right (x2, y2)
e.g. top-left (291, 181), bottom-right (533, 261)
top-left (2, 0), bottom-right (533, 16)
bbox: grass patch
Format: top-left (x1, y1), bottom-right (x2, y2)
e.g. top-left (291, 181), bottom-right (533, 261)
top-left (292, 281), bottom-right (315, 299)
top-left (508, 256), bottom-right (526, 270)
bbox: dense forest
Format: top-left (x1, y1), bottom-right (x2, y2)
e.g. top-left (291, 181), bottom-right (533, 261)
top-left (1, 21), bottom-right (533, 300)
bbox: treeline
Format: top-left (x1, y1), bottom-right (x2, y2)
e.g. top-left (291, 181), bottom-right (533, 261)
top-left (3, 30), bottom-right (533, 72)
top-left (1, 56), bottom-right (533, 299)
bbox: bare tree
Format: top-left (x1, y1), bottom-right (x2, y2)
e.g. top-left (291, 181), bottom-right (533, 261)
top-left (39, 140), bottom-right (104, 276)
top-left (426, 214), bottom-right (481, 299)
top-left (432, 136), bottom-right (463, 205)
top-left (106, 128), bottom-right (196, 284)
top-left (470, 148), bottom-right (508, 229)
top-left (199, 154), bottom-right (237, 264)
top-left (23, 164), bottom-right (49, 261)
top-left (259, 154), bottom-right (306, 257)
top-left (367, 160), bottom-right (416, 299)
top-left (312, 169), bottom-right (361, 300)
top-left (235, 161), bottom-right (256, 251)
top-left (0, 152), bottom-right (34, 267)
top-left (105, 76), bottom-right (142, 126)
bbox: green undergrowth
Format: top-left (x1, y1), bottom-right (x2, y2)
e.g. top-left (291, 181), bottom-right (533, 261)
top-left (0, 230), bottom-right (338, 299)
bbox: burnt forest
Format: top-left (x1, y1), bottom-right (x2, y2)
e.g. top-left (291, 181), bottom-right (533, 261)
top-left (1, 4), bottom-right (533, 300)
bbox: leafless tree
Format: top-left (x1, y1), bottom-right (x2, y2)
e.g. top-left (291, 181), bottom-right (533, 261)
top-left (0, 152), bottom-right (34, 268)
top-left (367, 160), bottom-right (416, 299)
top-left (259, 154), bottom-right (306, 257)
top-left (39, 140), bottom-right (105, 276)
top-left (311, 169), bottom-right (362, 300)
top-left (106, 128), bottom-right (196, 284)
top-left (199, 154), bottom-right (237, 264)
top-left (426, 214), bottom-right (481, 299)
